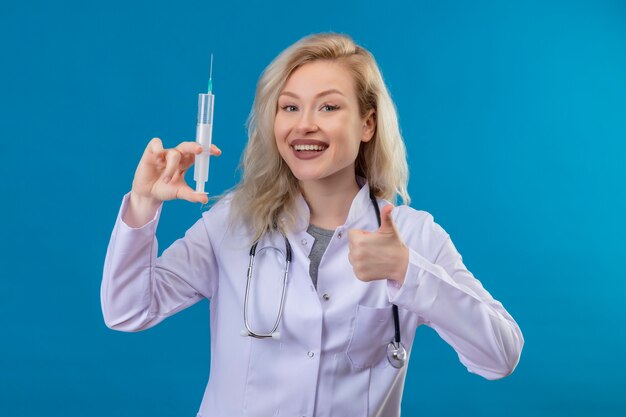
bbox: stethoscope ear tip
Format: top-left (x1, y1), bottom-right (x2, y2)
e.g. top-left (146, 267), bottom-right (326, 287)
top-left (240, 329), bottom-right (250, 337)
top-left (271, 332), bottom-right (281, 340)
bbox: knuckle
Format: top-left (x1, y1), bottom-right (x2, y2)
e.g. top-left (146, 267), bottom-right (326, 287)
top-left (167, 149), bottom-right (182, 160)
top-left (348, 252), bottom-right (357, 265)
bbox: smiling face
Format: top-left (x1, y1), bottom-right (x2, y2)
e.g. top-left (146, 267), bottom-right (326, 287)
top-left (274, 60), bottom-right (375, 187)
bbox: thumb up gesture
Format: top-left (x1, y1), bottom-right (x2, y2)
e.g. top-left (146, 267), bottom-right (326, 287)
top-left (348, 204), bottom-right (409, 284)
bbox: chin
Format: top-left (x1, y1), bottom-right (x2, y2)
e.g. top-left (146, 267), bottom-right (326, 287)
top-left (290, 171), bottom-right (326, 182)
top-left (282, 163), bottom-right (320, 181)
top-left (294, 170), bottom-right (352, 185)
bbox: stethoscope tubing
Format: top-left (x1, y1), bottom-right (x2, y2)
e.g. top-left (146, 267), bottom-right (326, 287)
top-left (243, 236), bottom-right (292, 339)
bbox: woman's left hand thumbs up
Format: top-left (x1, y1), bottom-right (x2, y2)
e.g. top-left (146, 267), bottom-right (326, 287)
top-left (348, 204), bottom-right (409, 284)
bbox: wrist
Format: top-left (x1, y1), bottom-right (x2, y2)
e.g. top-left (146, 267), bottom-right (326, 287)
top-left (130, 191), bottom-right (161, 210)
top-left (390, 246), bottom-right (409, 285)
top-left (124, 191), bottom-right (162, 228)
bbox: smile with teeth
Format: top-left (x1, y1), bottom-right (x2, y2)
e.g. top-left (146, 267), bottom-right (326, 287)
top-left (292, 144), bottom-right (328, 152)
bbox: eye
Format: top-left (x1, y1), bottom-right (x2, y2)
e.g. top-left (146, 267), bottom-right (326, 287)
top-left (321, 104), bottom-right (340, 112)
top-left (281, 105), bottom-right (298, 112)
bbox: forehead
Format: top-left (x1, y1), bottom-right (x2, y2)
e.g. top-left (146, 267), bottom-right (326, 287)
top-left (281, 60), bottom-right (356, 98)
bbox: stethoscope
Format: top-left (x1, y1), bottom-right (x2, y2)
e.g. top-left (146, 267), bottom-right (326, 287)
top-left (240, 190), bottom-right (408, 369)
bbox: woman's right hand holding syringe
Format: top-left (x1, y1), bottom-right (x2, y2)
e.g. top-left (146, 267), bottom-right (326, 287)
top-left (124, 137), bottom-right (221, 228)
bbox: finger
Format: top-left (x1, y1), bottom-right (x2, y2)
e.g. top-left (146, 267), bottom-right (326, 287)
top-left (175, 141), bottom-right (204, 156)
top-left (177, 143), bottom-right (223, 173)
top-left (179, 152), bottom-right (198, 172)
top-left (347, 229), bottom-right (359, 247)
top-left (210, 144), bottom-right (222, 156)
top-left (378, 204), bottom-right (396, 233)
top-left (161, 149), bottom-right (183, 183)
top-left (146, 138), bottom-right (166, 164)
top-left (177, 184), bottom-right (209, 204)
top-left (148, 137), bottom-right (164, 154)
top-left (348, 229), bottom-right (370, 241)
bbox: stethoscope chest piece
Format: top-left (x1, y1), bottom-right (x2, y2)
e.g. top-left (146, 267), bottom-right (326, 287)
top-left (387, 341), bottom-right (407, 369)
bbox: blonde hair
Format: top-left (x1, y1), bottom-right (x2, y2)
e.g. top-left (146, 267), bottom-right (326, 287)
top-left (229, 33), bottom-right (410, 242)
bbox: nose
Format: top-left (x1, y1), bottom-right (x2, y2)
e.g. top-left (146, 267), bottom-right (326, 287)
top-left (294, 109), bottom-right (319, 135)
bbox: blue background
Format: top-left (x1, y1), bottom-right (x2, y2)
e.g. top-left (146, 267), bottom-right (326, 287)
top-left (1, 0), bottom-right (625, 416)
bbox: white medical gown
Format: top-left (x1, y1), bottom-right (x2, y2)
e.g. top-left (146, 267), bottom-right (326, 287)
top-left (101, 182), bottom-right (524, 417)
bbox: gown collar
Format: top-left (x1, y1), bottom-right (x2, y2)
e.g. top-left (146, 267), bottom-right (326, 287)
top-left (290, 177), bottom-right (375, 233)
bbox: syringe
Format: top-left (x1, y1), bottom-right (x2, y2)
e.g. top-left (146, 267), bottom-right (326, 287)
top-left (194, 54), bottom-right (215, 195)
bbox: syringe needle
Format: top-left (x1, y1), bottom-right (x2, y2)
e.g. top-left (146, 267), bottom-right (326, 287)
top-left (208, 53), bottom-right (213, 93)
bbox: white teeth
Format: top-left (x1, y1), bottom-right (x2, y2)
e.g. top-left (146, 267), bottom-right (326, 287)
top-left (293, 144), bottom-right (327, 151)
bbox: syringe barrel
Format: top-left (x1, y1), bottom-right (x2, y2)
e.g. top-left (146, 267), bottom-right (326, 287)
top-left (197, 93), bottom-right (214, 125)
top-left (194, 93), bottom-right (214, 191)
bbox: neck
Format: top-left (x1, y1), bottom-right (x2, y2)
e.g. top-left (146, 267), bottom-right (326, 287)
top-left (299, 173), bottom-right (361, 230)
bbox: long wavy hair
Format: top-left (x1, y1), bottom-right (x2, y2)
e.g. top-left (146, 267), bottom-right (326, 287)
top-left (229, 33), bottom-right (410, 242)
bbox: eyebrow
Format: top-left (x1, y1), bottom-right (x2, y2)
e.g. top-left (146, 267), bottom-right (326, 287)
top-left (279, 89), bottom-right (345, 99)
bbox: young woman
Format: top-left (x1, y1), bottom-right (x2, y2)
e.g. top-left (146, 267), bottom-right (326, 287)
top-left (102, 33), bottom-right (524, 417)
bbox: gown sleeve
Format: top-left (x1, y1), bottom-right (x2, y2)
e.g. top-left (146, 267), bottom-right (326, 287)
top-left (387, 208), bottom-right (524, 380)
top-left (100, 192), bottom-right (220, 332)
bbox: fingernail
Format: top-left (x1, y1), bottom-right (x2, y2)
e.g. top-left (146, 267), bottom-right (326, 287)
top-left (163, 176), bottom-right (171, 183)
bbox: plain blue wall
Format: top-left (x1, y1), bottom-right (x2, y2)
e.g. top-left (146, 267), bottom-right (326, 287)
top-left (1, 0), bottom-right (625, 416)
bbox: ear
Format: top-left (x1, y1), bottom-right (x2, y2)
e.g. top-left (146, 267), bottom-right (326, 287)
top-left (361, 109), bottom-right (376, 143)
